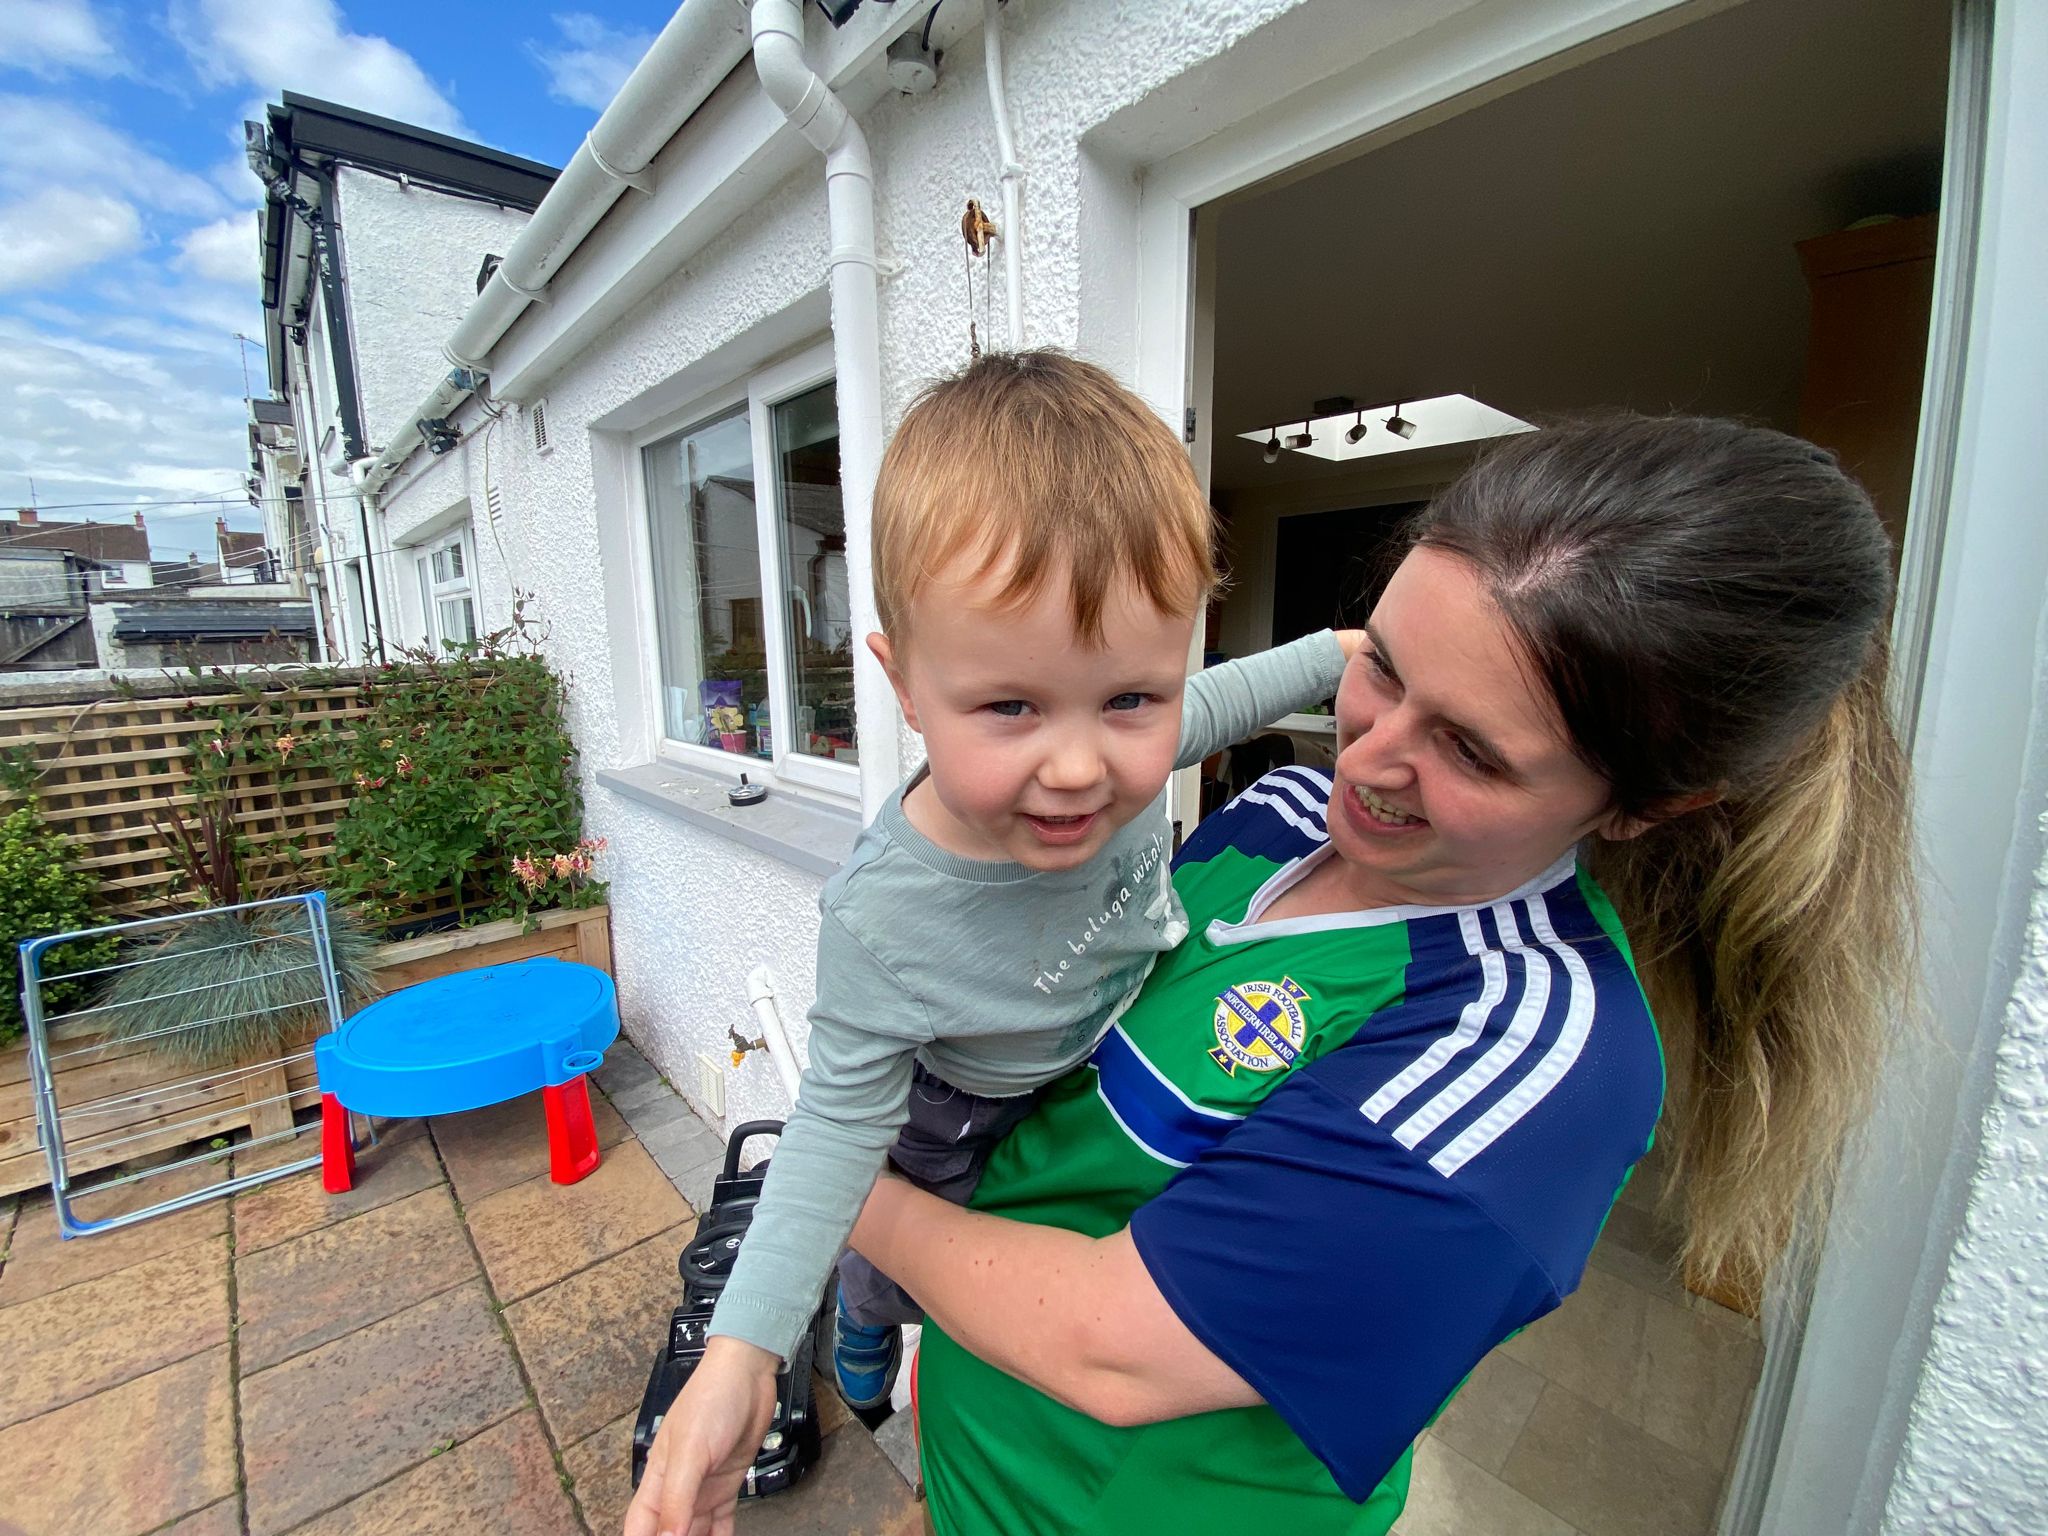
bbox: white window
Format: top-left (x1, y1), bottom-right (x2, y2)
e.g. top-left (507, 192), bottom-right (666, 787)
top-left (417, 531), bottom-right (477, 649)
top-left (638, 343), bottom-right (857, 797)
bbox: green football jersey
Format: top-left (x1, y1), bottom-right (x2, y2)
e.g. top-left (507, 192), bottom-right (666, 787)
top-left (917, 768), bottom-right (1662, 1535)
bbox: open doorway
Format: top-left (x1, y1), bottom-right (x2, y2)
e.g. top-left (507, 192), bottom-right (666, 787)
top-left (1194, 0), bottom-right (1950, 1529)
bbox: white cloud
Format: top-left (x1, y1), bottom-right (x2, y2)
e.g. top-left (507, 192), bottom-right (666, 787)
top-left (0, 187), bottom-right (141, 291)
top-left (527, 13), bottom-right (653, 113)
top-left (0, 95), bottom-right (228, 218)
top-left (174, 0), bottom-right (468, 136)
top-left (0, 0), bottom-right (123, 80)
top-left (0, 314), bottom-right (262, 556)
top-left (178, 214), bottom-right (262, 286)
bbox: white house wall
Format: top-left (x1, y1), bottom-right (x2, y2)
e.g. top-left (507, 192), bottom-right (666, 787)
top-left (333, 168), bottom-right (535, 462)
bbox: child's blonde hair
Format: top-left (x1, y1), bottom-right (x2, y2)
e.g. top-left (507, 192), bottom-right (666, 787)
top-left (872, 350), bottom-right (1218, 645)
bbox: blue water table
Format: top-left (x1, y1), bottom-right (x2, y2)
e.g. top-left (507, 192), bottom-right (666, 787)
top-left (315, 957), bottom-right (620, 1192)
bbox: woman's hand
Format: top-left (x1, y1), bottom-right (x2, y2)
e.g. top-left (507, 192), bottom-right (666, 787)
top-left (622, 1336), bottom-right (780, 1536)
top-left (1334, 628), bottom-right (1367, 661)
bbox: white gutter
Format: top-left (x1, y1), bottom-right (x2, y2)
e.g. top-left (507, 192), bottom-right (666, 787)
top-left (359, 0), bottom-right (754, 500)
top-left (983, 0), bottom-right (1026, 347)
top-left (752, 0), bottom-right (902, 820)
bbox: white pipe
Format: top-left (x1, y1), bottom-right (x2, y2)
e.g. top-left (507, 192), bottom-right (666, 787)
top-left (357, 0), bottom-right (754, 499)
top-left (983, 0), bottom-right (1025, 348)
top-left (752, 0), bottom-right (902, 821)
top-left (745, 964), bottom-right (806, 1104)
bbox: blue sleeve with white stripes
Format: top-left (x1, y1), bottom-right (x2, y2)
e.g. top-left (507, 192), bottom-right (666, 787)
top-left (1128, 863), bottom-right (1663, 1501)
top-left (1128, 1067), bottom-right (1557, 1501)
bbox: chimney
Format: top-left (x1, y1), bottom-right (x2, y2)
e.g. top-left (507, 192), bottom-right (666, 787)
top-left (16, 507), bottom-right (36, 526)
top-left (133, 511), bottom-right (146, 532)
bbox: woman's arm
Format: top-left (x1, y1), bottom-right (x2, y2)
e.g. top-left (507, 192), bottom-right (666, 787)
top-left (850, 1174), bottom-right (1261, 1426)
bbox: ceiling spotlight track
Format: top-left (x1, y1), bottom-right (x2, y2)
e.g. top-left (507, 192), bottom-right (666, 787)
top-left (1262, 427), bottom-right (1281, 464)
top-left (1242, 393), bottom-right (1532, 463)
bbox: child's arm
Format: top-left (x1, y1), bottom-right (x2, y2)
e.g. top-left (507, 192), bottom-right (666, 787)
top-left (706, 910), bottom-right (928, 1358)
top-left (627, 912), bottom-right (926, 1536)
top-left (1174, 629), bottom-right (1361, 768)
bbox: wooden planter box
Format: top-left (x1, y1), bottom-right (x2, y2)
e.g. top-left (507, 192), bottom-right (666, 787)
top-left (0, 905), bottom-right (612, 1198)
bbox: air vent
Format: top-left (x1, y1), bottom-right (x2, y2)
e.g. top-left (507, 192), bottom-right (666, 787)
top-left (531, 397), bottom-right (551, 455)
top-left (486, 483), bottom-right (505, 524)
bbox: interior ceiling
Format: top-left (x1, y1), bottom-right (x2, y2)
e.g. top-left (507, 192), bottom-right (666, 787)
top-left (1209, 0), bottom-right (1950, 500)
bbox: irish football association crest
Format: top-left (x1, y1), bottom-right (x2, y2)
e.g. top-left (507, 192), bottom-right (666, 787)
top-left (1209, 977), bottom-right (1310, 1075)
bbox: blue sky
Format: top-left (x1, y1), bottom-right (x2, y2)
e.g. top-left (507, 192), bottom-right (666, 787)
top-left (0, 0), bottom-right (672, 561)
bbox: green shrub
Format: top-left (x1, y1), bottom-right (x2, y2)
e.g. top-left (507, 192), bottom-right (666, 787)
top-left (0, 803), bottom-right (119, 1049)
top-left (310, 630), bottom-right (604, 928)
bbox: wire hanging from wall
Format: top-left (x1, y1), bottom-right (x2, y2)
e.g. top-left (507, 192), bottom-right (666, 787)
top-left (961, 197), bottom-right (1000, 359)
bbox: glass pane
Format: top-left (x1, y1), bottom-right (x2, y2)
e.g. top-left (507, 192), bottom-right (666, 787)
top-left (644, 407), bottom-right (769, 754)
top-left (440, 597), bottom-right (476, 643)
top-left (772, 380), bottom-right (856, 766)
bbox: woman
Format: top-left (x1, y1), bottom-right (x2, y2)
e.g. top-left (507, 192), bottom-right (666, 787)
top-left (636, 416), bottom-right (1912, 1535)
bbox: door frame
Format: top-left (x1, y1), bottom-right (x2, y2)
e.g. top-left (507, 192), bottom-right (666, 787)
top-left (1111, 0), bottom-right (2033, 1527)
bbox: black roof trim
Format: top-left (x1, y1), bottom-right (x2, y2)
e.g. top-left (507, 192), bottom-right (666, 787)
top-left (271, 93), bottom-right (559, 209)
top-left (250, 398), bottom-right (294, 426)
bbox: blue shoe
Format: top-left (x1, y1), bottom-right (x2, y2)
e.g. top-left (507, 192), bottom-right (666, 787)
top-left (834, 1286), bottom-right (901, 1411)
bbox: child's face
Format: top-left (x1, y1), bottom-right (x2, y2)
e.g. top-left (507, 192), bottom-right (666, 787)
top-left (871, 561), bottom-right (1195, 871)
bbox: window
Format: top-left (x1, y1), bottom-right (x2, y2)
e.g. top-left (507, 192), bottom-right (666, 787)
top-left (417, 531), bottom-right (477, 649)
top-left (641, 345), bottom-right (857, 794)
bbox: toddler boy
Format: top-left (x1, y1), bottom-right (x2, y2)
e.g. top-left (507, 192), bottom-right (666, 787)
top-left (706, 350), bottom-right (1354, 1404)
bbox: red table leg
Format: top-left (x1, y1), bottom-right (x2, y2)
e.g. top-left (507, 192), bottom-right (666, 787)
top-left (543, 1076), bottom-right (603, 1185)
top-left (321, 1093), bottom-right (356, 1193)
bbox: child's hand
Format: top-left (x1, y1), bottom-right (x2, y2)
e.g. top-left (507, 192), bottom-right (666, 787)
top-left (623, 1336), bottom-right (780, 1536)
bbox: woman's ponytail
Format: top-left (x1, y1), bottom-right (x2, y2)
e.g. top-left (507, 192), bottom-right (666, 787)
top-left (1591, 647), bottom-right (1913, 1296)
top-left (1417, 415), bottom-right (1916, 1294)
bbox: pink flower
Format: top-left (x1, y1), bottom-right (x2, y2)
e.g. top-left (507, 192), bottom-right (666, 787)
top-left (552, 852), bottom-right (575, 879)
top-left (209, 736), bottom-right (226, 756)
top-left (395, 754), bottom-right (413, 777)
top-left (275, 733), bottom-right (297, 759)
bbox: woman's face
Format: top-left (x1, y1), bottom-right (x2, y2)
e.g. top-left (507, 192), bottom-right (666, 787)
top-left (1323, 546), bottom-right (1627, 910)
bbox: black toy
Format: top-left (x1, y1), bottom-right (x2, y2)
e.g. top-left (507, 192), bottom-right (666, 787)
top-left (630, 1120), bottom-right (826, 1498)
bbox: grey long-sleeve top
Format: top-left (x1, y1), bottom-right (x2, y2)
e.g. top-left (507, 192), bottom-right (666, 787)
top-left (708, 631), bottom-right (1348, 1358)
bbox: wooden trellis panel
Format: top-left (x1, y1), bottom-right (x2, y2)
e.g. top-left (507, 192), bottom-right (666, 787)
top-left (0, 670), bottom-right (516, 927)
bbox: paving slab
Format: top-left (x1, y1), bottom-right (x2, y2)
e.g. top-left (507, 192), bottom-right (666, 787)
top-left (606, 1075), bottom-right (689, 1124)
top-left (233, 1132), bottom-right (443, 1255)
top-left (466, 1137), bottom-right (690, 1302)
top-left (235, 1183), bottom-right (479, 1373)
top-left (0, 1345), bottom-right (235, 1536)
top-left (432, 1087), bottom-right (631, 1206)
top-left (562, 1408), bottom-right (638, 1536)
top-left (156, 1498), bottom-right (243, 1535)
top-left (285, 1410), bottom-right (582, 1536)
top-left (669, 1150), bottom-right (724, 1218)
top-left (0, 1235), bottom-right (228, 1429)
top-left (638, 1112), bottom-right (725, 1183)
top-left (0, 1156), bottom-right (227, 1307)
top-left (505, 1220), bottom-right (694, 1446)
top-left (593, 1042), bottom-right (660, 1099)
top-left (873, 1408), bottom-right (922, 1493)
top-left (239, 1279), bottom-right (527, 1536)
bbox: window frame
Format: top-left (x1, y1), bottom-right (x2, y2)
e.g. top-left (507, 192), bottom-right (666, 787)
top-left (631, 340), bottom-right (858, 803)
top-left (416, 528), bottom-right (477, 650)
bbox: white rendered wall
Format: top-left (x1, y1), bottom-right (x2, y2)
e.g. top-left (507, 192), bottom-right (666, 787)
top-left (333, 167), bottom-right (534, 461)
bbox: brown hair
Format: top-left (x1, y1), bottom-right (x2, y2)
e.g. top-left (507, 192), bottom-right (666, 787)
top-left (872, 349), bottom-right (1218, 644)
top-left (1414, 415), bottom-right (1915, 1295)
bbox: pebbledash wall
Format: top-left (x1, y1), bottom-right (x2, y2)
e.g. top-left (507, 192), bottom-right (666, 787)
top-left (365, 1), bottom-right (2048, 1525)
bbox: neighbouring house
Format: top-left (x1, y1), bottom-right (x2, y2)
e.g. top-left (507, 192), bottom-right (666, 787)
top-left (245, 395), bottom-right (313, 608)
top-left (87, 593), bottom-right (317, 669)
top-left (1, 508), bottom-right (155, 592)
top-left (248, 92), bottom-right (558, 663)
top-left (300, 1), bottom-right (2047, 1531)
top-left (215, 519), bottom-right (278, 585)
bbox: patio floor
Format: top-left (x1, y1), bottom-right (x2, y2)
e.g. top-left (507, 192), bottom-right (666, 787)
top-left (0, 1040), bottom-right (921, 1536)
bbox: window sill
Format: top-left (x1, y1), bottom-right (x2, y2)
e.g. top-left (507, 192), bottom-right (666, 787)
top-left (596, 761), bottom-right (860, 878)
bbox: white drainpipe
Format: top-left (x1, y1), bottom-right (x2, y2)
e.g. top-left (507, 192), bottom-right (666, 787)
top-left (984, 0), bottom-right (1026, 347)
top-left (752, 0), bottom-right (902, 820)
top-left (357, 0), bottom-right (754, 502)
